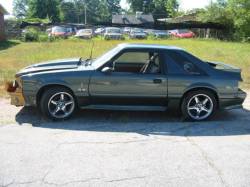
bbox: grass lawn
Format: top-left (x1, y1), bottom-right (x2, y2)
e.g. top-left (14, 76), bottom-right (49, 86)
top-left (0, 38), bottom-right (250, 97)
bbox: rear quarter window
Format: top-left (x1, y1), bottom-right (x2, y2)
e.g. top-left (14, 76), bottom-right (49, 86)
top-left (166, 50), bottom-right (201, 75)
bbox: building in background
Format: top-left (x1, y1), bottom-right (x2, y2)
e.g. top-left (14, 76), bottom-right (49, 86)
top-left (112, 12), bottom-right (154, 28)
top-left (0, 4), bottom-right (9, 41)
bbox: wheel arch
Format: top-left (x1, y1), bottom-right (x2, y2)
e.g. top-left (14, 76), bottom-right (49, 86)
top-left (180, 86), bottom-right (219, 109)
top-left (36, 84), bottom-right (76, 107)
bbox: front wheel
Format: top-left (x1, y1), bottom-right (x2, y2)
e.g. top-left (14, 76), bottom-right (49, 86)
top-left (181, 90), bottom-right (217, 121)
top-left (40, 87), bottom-right (76, 120)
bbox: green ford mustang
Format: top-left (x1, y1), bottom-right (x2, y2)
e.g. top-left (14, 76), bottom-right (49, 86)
top-left (7, 43), bottom-right (246, 121)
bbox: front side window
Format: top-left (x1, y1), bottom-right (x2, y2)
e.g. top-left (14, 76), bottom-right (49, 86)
top-left (112, 51), bottom-right (161, 74)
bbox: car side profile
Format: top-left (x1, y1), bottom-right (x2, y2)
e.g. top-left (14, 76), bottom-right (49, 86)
top-left (7, 43), bottom-right (246, 121)
top-left (170, 29), bottom-right (195, 38)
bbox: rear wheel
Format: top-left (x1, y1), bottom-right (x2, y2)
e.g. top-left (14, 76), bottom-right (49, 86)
top-left (181, 90), bottom-right (217, 121)
top-left (40, 87), bottom-right (76, 120)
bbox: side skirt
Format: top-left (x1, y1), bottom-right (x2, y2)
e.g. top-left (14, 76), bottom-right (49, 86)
top-left (80, 105), bottom-right (167, 111)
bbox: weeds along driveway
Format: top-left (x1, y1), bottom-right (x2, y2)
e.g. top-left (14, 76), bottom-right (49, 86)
top-left (0, 92), bottom-right (250, 187)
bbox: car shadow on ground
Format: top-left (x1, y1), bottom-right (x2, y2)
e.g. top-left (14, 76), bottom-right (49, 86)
top-left (15, 107), bottom-right (250, 137)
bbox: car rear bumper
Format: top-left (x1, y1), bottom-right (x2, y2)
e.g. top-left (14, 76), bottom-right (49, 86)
top-left (220, 89), bottom-right (247, 110)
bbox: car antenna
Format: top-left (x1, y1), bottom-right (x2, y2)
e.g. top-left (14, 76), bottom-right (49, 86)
top-left (89, 39), bottom-right (94, 60)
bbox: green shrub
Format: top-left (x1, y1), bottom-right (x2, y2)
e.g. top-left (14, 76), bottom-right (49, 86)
top-left (22, 28), bottom-right (39, 42)
top-left (38, 34), bottom-right (49, 42)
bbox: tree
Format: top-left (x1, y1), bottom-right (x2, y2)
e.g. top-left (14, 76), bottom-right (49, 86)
top-left (128, 0), bottom-right (168, 18)
top-left (152, 0), bottom-right (168, 19)
top-left (13, 0), bottom-right (28, 18)
top-left (27, 0), bottom-right (60, 23)
top-left (165, 0), bottom-right (179, 17)
top-left (199, 0), bottom-right (250, 40)
top-left (228, 0), bottom-right (250, 39)
top-left (59, 1), bottom-right (78, 23)
top-left (198, 1), bottom-right (233, 25)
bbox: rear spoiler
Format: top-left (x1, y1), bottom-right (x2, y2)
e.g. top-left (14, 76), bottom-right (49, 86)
top-left (207, 61), bottom-right (241, 73)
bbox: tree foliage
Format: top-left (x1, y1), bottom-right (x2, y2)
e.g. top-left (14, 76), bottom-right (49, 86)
top-left (165, 0), bottom-right (179, 17)
top-left (13, 0), bottom-right (122, 24)
top-left (198, 0), bottom-right (250, 40)
top-left (27, 0), bottom-right (60, 23)
top-left (127, 0), bottom-right (178, 19)
top-left (13, 0), bottom-right (28, 18)
top-left (228, 0), bottom-right (250, 39)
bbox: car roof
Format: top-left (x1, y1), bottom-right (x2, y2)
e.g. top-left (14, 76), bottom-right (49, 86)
top-left (117, 43), bottom-right (184, 51)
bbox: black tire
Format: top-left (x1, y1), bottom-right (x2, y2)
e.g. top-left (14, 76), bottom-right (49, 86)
top-left (40, 87), bottom-right (76, 120)
top-left (181, 90), bottom-right (217, 121)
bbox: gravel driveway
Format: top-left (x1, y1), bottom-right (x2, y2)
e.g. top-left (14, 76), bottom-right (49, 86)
top-left (0, 92), bottom-right (250, 187)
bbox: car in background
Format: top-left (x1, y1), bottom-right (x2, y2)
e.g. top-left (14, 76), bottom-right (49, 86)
top-left (49, 26), bottom-right (76, 38)
top-left (46, 28), bottom-right (52, 34)
top-left (104, 27), bottom-right (124, 40)
top-left (152, 30), bottom-right (169, 39)
top-left (129, 28), bottom-right (147, 39)
top-left (66, 27), bottom-right (77, 36)
top-left (7, 43), bottom-right (246, 121)
top-left (170, 29), bottom-right (195, 38)
top-left (123, 27), bottom-right (131, 34)
top-left (95, 27), bottom-right (105, 35)
top-left (144, 29), bottom-right (155, 36)
top-left (75, 29), bottom-right (93, 39)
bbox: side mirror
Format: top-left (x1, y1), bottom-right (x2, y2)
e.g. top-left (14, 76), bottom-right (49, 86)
top-left (101, 67), bottom-right (113, 74)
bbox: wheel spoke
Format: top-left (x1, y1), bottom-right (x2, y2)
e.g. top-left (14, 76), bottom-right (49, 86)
top-left (65, 101), bottom-right (73, 106)
top-left (51, 100), bottom-right (57, 105)
top-left (53, 107), bottom-right (60, 115)
top-left (60, 93), bottom-right (64, 101)
top-left (201, 107), bottom-right (209, 112)
top-left (189, 106), bottom-right (198, 111)
top-left (196, 110), bottom-right (201, 118)
top-left (203, 98), bottom-right (209, 105)
top-left (61, 106), bottom-right (67, 113)
top-left (194, 96), bottom-right (199, 103)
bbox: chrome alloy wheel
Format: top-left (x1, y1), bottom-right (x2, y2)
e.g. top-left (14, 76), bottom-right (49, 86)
top-left (187, 94), bottom-right (213, 120)
top-left (48, 92), bottom-right (75, 119)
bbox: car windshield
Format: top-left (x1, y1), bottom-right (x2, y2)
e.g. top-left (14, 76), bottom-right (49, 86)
top-left (106, 28), bottom-right (121, 33)
top-left (91, 46), bottom-right (121, 68)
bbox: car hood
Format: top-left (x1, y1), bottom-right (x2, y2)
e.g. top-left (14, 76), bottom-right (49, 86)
top-left (16, 58), bottom-right (81, 77)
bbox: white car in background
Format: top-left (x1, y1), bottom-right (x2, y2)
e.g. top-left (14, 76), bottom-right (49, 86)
top-left (104, 27), bottom-right (124, 40)
top-left (75, 29), bottom-right (93, 39)
top-left (95, 27), bottom-right (105, 35)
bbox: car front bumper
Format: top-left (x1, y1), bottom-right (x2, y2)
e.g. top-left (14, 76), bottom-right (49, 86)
top-left (5, 81), bottom-right (25, 107)
top-left (220, 89), bottom-right (247, 110)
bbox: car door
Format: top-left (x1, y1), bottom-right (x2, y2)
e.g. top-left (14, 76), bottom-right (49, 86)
top-left (89, 49), bottom-right (168, 106)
